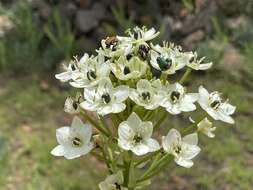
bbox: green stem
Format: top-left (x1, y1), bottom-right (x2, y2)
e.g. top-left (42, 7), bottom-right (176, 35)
top-left (138, 154), bottom-right (173, 182)
top-left (154, 110), bottom-right (167, 129)
top-left (139, 154), bottom-right (173, 182)
top-left (134, 151), bottom-right (160, 167)
top-left (182, 114), bottom-right (208, 135)
top-left (179, 67), bottom-right (192, 84)
top-left (80, 110), bottom-right (110, 137)
top-left (100, 146), bottom-right (113, 174)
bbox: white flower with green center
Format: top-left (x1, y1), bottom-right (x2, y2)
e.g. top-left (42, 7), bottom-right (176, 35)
top-left (110, 55), bottom-right (147, 80)
top-left (118, 112), bottom-right (160, 156)
top-left (99, 171), bottom-right (128, 190)
top-left (187, 52), bottom-right (213, 70)
top-left (55, 54), bottom-right (89, 82)
top-left (162, 129), bottom-right (200, 168)
top-left (197, 117), bottom-right (216, 138)
top-left (130, 79), bottom-right (163, 110)
top-left (160, 83), bottom-right (198, 115)
top-left (80, 78), bottom-right (129, 116)
top-left (150, 44), bottom-right (187, 74)
top-left (70, 53), bottom-right (110, 88)
top-left (64, 93), bottom-right (82, 114)
top-left (51, 116), bottom-right (93, 159)
top-left (198, 86), bottom-right (236, 124)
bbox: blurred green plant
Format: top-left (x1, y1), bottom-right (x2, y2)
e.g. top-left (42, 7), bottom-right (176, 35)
top-left (0, 1), bottom-right (77, 74)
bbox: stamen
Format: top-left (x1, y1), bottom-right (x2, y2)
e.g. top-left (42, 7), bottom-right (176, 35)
top-left (72, 137), bottom-right (82, 147)
top-left (170, 91), bottom-right (181, 102)
top-left (133, 134), bottom-right (142, 143)
top-left (141, 92), bottom-right (151, 101)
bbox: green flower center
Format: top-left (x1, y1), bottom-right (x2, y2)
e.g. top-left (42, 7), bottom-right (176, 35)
top-left (156, 57), bottom-right (172, 71)
top-left (102, 93), bottom-right (111, 104)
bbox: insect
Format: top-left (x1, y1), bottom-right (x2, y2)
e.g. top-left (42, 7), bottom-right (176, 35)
top-left (105, 36), bottom-right (118, 50)
top-left (138, 44), bottom-right (150, 60)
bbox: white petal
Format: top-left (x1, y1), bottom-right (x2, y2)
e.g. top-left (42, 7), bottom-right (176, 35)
top-left (79, 101), bottom-right (98, 111)
top-left (118, 121), bottom-right (135, 143)
top-left (55, 71), bottom-right (72, 82)
top-left (137, 79), bottom-right (151, 91)
top-left (51, 145), bottom-right (65, 157)
top-left (220, 103), bottom-right (236, 115)
top-left (127, 112), bottom-right (142, 128)
top-left (114, 86), bottom-right (129, 102)
top-left (162, 129), bottom-right (181, 153)
top-left (183, 133), bottom-right (198, 145)
top-left (112, 103), bottom-right (126, 113)
top-left (136, 122), bottom-right (153, 139)
top-left (132, 144), bottom-right (150, 156)
top-left (71, 116), bottom-right (92, 144)
top-left (56, 127), bottom-right (70, 145)
top-left (64, 143), bottom-right (93, 159)
top-left (175, 157), bottom-right (193, 168)
top-left (144, 138), bottom-right (160, 152)
top-left (181, 144), bottom-right (201, 160)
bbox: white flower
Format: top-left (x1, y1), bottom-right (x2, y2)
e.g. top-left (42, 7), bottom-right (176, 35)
top-left (187, 52), bottom-right (213, 70)
top-left (130, 79), bottom-right (163, 110)
top-left (110, 55), bottom-right (147, 80)
top-left (118, 112), bottom-right (160, 156)
top-left (70, 53), bottom-right (110, 88)
top-left (197, 117), bottom-right (216, 138)
top-left (118, 26), bottom-right (159, 43)
top-left (162, 129), bottom-right (200, 168)
top-left (150, 44), bottom-right (187, 74)
top-left (160, 83), bottom-right (198, 115)
top-left (198, 86), bottom-right (236, 124)
top-left (80, 78), bottom-right (129, 116)
top-left (64, 93), bottom-right (82, 114)
top-left (99, 171), bottom-right (128, 190)
top-left (51, 116), bottom-right (93, 159)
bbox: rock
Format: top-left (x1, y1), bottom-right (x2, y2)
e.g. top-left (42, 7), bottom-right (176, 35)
top-left (75, 2), bottom-right (105, 33)
top-left (183, 30), bottom-right (204, 49)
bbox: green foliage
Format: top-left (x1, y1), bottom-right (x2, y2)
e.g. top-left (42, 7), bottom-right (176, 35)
top-left (0, 1), bottom-right (77, 74)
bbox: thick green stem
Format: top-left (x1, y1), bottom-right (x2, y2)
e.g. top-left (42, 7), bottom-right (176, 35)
top-left (179, 67), bottom-right (192, 84)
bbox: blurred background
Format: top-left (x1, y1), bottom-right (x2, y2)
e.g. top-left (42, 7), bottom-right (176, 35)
top-left (0, 0), bottom-right (253, 189)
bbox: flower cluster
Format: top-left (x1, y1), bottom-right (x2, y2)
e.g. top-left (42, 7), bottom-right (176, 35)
top-left (52, 26), bottom-right (236, 190)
